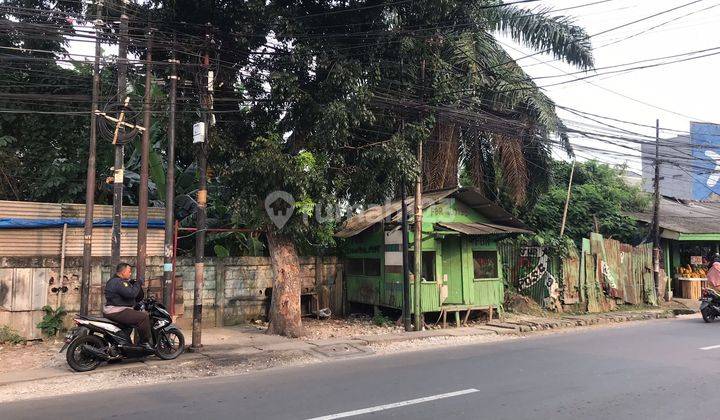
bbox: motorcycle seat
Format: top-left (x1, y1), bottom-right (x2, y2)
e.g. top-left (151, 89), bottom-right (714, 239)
top-left (78, 315), bottom-right (126, 328)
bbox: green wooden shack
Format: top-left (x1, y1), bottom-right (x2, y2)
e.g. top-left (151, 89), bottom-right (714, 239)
top-left (336, 187), bottom-right (531, 324)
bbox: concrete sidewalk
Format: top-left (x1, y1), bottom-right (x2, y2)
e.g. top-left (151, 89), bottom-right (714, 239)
top-left (0, 308), bottom-right (679, 388)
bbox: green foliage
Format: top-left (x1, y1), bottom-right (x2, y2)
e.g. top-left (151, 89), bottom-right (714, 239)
top-left (0, 325), bottom-right (26, 345)
top-left (36, 305), bottom-right (67, 337)
top-left (524, 161), bottom-right (650, 244)
top-left (372, 314), bottom-right (393, 327)
top-left (213, 244), bottom-right (230, 258)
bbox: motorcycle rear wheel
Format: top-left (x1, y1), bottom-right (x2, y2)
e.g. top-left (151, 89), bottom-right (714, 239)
top-left (702, 307), bottom-right (716, 323)
top-left (156, 328), bottom-right (185, 360)
top-left (66, 334), bottom-right (105, 372)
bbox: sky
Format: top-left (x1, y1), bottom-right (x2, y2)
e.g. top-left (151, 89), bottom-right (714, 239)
top-left (66, 0), bottom-right (720, 172)
top-left (510, 0), bottom-right (720, 171)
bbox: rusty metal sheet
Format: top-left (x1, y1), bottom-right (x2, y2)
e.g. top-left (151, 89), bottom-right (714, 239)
top-left (585, 254), bottom-right (602, 313)
top-left (561, 249), bottom-right (580, 304)
top-left (436, 222), bottom-right (532, 235)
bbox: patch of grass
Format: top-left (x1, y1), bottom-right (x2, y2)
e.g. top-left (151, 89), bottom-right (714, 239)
top-left (372, 314), bottom-right (393, 327)
top-left (0, 325), bottom-right (26, 345)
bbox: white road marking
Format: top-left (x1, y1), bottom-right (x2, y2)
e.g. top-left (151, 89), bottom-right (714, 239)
top-left (305, 388), bottom-right (479, 420)
top-left (699, 344), bottom-right (720, 350)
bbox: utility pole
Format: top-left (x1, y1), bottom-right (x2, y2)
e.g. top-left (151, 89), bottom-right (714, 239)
top-left (111, 0), bottom-right (129, 265)
top-left (191, 34), bottom-right (212, 350)
top-left (559, 160), bottom-right (576, 237)
top-left (652, 118), bottom-right (662, 303)
top-left (80, 0), bottom-right (103, 316)
top-left (163, 46), bottom-right (178, 307)
top-left (136, 29), bottom-right (153, 284)
top-left (413, 141), bottom-right (423, 331)
top-left (401, 181), bottom-right (411, 332)
top-left (413, 59), bottom-right (425, 331)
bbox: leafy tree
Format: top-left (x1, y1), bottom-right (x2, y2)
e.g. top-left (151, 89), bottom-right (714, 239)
top-left (209, 1), bottom-right (593, 336)
top-left (524, 160), bottom-right (650, 244)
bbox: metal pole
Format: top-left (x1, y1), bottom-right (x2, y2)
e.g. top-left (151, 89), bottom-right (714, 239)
top-left (111, 0), bottom-right (129, 265)
top-left (136, 30), bottom-right (153, 284)
top-left (653, 118), bottom-right (662, 302)
top-left (163, 50), bottom-right (178, 307)
top-left (413, 59), bottom-right (425, 331)
top-left (56, 223), bottom-right (68, 310)
top-left (401, 182), bottom-right (411, 332)
top-left (559, 160), bottom-right (576, 237)
top-left (191, 44), bottom-right (211, 350)
top-left (170, 220), bottom-right (179, 316)
top-left (80, 0), bottom-right (103, 316)
top-left (413, 140), bottom-right (423, 331)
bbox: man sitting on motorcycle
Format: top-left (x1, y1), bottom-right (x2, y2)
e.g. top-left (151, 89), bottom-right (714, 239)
top-left (103, 263), bottom-right (153, 350)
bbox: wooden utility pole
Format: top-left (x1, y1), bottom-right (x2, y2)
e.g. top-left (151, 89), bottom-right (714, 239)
top-left (401, 181), bottom-right (411, 332)
top-left (136, 30), bottom-right (153, 284)
top-left (413, 59), bottom-right (425, 331)
top-left (163, 47), bottom-right (178, 307)
top-left (80, 0), bottom-right (103, 316)
top-left (111, 0), bottom-right (129, 265)
top-left (559, 160), bottom-right (576, 237)
top-left (191, 38), bottom-right (212, 350)
top-left (652, 118), bottom-right (662, 302)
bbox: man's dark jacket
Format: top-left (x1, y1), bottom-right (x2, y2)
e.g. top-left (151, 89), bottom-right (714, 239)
top-left (105, 276), bottom-right (144, 307)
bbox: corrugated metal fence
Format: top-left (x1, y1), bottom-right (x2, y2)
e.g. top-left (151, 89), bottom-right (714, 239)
top-left (0, 200), bottom-right (165, 257)
top-left (501, 234), bottom-right (662, 311)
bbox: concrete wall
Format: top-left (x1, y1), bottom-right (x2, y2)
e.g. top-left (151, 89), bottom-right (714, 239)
top-left (0, 255), bottom-right (341, 339)
top-left (641, 135), bottom-right (693, 200)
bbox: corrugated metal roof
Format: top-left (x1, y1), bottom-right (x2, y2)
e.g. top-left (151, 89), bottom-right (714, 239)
top-left (335, 189), bottom-right (456, 238)
top-left (627, 197), bottom-right (720, 234)
top-left (0, 200), bottom-right (164, 220)
top-left (0, 200), bottom-right (166, 257)
top-left (436, 222), bottom-right (533, 235)
top-left (0, 228), bottom-right (165, 256)
top-left (335, 187), bottom-right (528, 238)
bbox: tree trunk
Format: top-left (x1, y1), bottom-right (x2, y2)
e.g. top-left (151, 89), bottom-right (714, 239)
top-left (266, 230), bottom-right (304, 337)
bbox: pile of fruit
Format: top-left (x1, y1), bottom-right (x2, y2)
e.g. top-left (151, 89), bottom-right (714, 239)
top-left (678, 265), bottom-right (707, 278)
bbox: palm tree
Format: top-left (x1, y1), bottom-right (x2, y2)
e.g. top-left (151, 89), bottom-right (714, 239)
top-left (377, 1), bottom-right (594, 205)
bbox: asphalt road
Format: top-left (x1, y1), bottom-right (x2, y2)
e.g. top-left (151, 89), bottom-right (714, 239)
top-left (3, 315), bottom-right (720, 420)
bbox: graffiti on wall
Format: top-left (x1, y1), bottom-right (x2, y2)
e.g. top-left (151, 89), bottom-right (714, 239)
top-left (518, 248), bottom-right (560, 308)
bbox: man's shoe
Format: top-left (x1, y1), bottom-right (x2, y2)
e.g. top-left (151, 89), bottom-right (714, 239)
top-left (140, 342), bottom-right (155, 352)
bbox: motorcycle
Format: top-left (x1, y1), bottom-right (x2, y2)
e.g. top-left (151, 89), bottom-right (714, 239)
top-left (61, 296), bottom-right (185, 372)
top-left (700, 288), bottom-right (720, 323)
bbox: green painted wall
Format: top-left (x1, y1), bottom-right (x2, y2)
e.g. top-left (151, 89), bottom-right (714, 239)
top-left (345, 199), bottom-right (504, 312)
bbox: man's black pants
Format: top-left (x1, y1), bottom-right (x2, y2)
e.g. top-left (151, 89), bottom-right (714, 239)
top-left (104, 309), bottom-right (152, 344)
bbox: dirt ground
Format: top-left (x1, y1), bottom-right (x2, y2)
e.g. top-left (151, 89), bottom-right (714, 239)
top-left (300, 314), bottom-right (405, 340)
top-left (0, 339), bottom-right (64, 374)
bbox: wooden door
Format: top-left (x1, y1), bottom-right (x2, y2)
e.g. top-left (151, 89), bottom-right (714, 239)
top-left (442, 237), bottom-right (463, 304)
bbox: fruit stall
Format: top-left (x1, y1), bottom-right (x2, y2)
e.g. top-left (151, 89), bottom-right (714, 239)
top-left (676, 262), bottom-right (708, 300)
top-left (628, 197), bottom-right (720, 300)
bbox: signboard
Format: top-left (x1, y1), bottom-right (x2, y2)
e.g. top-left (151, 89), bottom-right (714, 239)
top-left (691, 255), bottom-right (704, 265)
top-left (193, 122), bottom-right (206, 143)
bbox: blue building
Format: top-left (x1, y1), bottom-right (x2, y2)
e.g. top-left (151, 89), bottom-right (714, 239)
top-left (642, 122), bottom-right (720, 201)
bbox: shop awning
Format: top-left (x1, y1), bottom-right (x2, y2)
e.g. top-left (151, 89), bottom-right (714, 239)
top-left (435, 222), bottom-right (532, 236)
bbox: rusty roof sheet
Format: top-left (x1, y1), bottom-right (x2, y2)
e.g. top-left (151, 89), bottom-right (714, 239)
top-left (335, 189), bottom-right (455, 238)
top-left (335, 187), bottom-right (528, 238)
top-left (626, 196), bottom-right (720, 234)
top-left (436, 222), bottom-right (533, 235)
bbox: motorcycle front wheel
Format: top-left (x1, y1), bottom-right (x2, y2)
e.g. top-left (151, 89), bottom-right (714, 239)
top-left (156, 328), bottom-right (185, 360)
top-left (702, 307), bottom-right (717, 323)
top-left (66, 334), bottom-right (105, 372)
